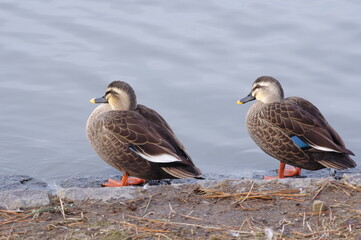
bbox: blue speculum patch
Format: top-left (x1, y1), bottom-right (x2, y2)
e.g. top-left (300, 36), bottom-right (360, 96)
top-left (291, 136), bottom-right (310, 148)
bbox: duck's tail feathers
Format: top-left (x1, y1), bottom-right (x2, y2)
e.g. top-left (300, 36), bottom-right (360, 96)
top-left (314, 152), bottom-right (357, 170)
top-left (161, 165), bottom-right (202, 179)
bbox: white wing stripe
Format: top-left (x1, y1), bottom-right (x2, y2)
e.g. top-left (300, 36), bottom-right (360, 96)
top-left (308, 144), bottom-right (341, 153)
top-left (136, 151), bottom-right (181, 163)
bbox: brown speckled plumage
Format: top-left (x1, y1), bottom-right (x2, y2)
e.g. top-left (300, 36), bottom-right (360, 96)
top-left (86, 81), bottom-right (202, 180)
top-left (239, 76), bottom-right (356, 171)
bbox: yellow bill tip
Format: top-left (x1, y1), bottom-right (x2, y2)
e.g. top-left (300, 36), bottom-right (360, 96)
top-left (236, 100), bottom-right (244, 104)
top-left (90, 98), bottom-right (96, 104)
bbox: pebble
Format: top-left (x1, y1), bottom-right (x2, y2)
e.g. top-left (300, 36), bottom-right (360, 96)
top-left (312, 200), bottom-right (328, 212)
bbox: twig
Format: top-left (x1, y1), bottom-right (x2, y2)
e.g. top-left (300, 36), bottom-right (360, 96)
top-left (0, 231), bottom-right (27, 237)
top-left (302, 212), bottom-right (306, 228)
top-left (306, 221), bottom-right (313, 233)
top-left (59, 196), bottom-right (66, 220)
top-left (179, 214), bottom-right (203, 221)
top-left (5, 223), bottom-right (14, 240)
top-left (239, 182), bottom-right (254, 204)
top-left (0, 219), bottom-right (45, 227)
top-left (6, 210), bottom-right (32, 221)
top-left (268, 193), bottom-right (306, 197)
top-left (65, 221), bottom-right (85, 227)
top-left (239, 218), bottom-right (249, 231)
top-left (0, 210), bottom-right (24, 215)
top-left (312, 181), bottom-right (329, 199)
top-left (328, 207), bottom-right (334, 225)
top-left (292, 227), bottom-right (345, 237)
top-left (338, 181), bottom-right (361, 191)
top-left (0, 214), bottom-right (31, 226)
top-left (143, 196), bottom-right (152, 216)
top-left (154, 233), bottom-right (172, 239)
top-left (329, 182), bottom-right (351, 196)
top-left (280, 197), bottom-right (305, 202)
top-left (346, 209), bottom-right (361, 212)
top-left (199, 188), bottom-right (306, 201)
top-left (168, 202), bottom-right (175, 215)
top-left (120, 220), bottom-right (171, 233)
top-left (126, 215), bottom-right (256, 234)
top-left (0, 223), bottom-right (32, 231)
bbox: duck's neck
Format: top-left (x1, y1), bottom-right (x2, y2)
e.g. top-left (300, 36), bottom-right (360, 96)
top-left (249, 101), bottom-right (265, 113)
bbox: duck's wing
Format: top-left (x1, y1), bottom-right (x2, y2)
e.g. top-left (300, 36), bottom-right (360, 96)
top-left (263, 97), bottom-right (354, 156)
top-left (286, 97), bottom-right (326, 121)
top-left (136, 104), bottom-right (176, 135)
top-left (136, 105), bottom-right (193, 160)
top-left (102, 110), bottom-right (201, 178)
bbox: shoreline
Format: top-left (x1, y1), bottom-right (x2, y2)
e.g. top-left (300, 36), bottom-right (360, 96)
top-left (1, 173), bottom-right (361, 239)
top-left (0, 168), bottom-right (358, 209)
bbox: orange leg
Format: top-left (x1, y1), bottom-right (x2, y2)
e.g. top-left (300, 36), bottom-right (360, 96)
top-left (264, 162), bottom-right (302, 179)
top-left (102, 173), bottom-right (145, 187)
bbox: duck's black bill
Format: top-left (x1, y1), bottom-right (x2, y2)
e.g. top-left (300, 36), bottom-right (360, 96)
top-left (90, 96), bottom-right (108, 104)
top-left (237, 93), bottom-right (255, 104)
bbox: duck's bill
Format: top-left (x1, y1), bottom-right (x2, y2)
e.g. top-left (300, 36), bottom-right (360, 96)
top-left (90, 96), bottom-right (108, 104)
top-left (237, 93), bottom-right (255, 104)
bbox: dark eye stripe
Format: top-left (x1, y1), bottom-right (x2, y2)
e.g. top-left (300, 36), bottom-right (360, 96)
top-left (105, 90), bottom-right (116, 96)
top-left (252, 85), bottom-right (261, 91)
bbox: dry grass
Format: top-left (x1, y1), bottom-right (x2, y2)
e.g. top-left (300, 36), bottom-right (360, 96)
top-left (1, 179), bottom-right (361, 239)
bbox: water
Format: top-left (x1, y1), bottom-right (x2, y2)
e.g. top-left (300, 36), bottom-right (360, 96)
top-left (1, 0), bottom-right (360, 186)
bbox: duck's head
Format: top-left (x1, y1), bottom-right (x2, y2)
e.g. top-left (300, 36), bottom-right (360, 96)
top-left (90, 81), bottom-right (137, 110)
top-left (237, 76), bottom-right (284, 104)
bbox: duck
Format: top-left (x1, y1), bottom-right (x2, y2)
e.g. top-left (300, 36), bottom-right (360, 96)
top-left (237, 76), bottom-right (356, 179)
top-left (86, 81), bottom-right (202, 187)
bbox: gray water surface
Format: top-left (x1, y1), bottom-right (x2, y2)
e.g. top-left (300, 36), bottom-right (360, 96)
top-left (1, 0), bottom-right (360, 186)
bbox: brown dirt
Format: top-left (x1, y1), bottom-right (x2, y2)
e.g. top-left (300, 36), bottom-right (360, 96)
top-left (1, 179), bottom-right (361, 240)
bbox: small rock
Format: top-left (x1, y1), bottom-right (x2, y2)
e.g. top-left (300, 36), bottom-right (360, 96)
top-left (343, 173), bottom-right (361, 187)
top-left (56, 187), bottom-right (140, 202)
top-left (60, 176), bottom-right (111, 188)
top-left (312, 200), bottom-right (327, 212)
top-left (299, 188), bottom-right (307, 194)
top-left (0, 190), bottom-right (50, 209)
top-left (197, 180), bottom-right (221, 189)
top-left (264, 228), bottom-right (274, 240)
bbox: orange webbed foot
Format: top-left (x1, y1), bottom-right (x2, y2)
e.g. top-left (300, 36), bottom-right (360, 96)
top-left (263, 175), bottom-right (281, 180)
top-left (126, 177), bottom-right (146, 185)
top-left (102, 173), bottom-right (145, 187)
top-left (264, 162), bottom-right (302, 179)
top-left (281, 166), bottom-right (301, 177)
top-left (102, 178), bottom-right (124, 187)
